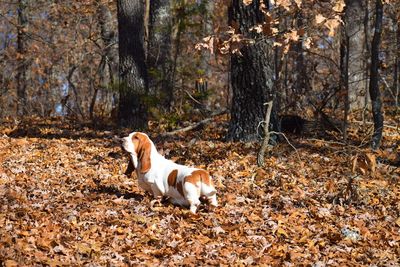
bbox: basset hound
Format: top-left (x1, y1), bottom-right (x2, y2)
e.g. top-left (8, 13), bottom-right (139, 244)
top-left (121, 132), bottom-right (218, 213)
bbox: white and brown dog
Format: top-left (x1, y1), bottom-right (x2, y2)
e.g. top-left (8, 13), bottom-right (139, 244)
top-left (121, 132), bottom-right (218, 213)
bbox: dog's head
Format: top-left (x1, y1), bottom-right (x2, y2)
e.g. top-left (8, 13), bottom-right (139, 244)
top-left (121, 132), bottom-right (152, 175)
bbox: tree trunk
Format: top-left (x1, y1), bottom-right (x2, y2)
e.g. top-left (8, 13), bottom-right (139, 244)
top-left (147, 0), bottom-right (174, 110)
top-left (362, 0), bottom-right (370, 121)
top-left (117, 0), bottom-right (149, 128)
top-left (67, 65), bottom-right (85, 119)
top-left (340, 25), bottom-right (350, 142)
top-left (16, 0), bottom-right (28, 117)
top-left (344, 0), bottom-right (367, 111)
top-left (200, 0), bottom-right (214, 79)
top-left (170, 1), bottom-right (185, 110)
top-left (227, 0), bottom-right (277, 142)
top-left (369, 0), bottom-right (383, 149)
top-left (95, 1), bottom-right (118, 119)
top-left (393, 17), bottom-right (400, 106)
top-left (294, 11), bottom-right (308, 94)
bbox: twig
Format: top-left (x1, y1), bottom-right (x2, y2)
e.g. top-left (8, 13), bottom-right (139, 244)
top-left (352, 120), bottom-right (398, 130)
top-left (269, 131), bottom-right (301, 161)
top-left (0, 12), bottom-right (55, 46)
top-left (305, 138), bottom-right (365, 151)
top-left (380, 76), bottom-right (397, 100)
top-left (184, 90), bottom-right (205, 107)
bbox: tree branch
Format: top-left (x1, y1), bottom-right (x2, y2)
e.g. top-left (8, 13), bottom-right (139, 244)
top-left (257, 101), bottom-right (273, 167)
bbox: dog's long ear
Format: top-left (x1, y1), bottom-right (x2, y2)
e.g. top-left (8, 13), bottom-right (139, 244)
top-left (140, 147), bottom-right (151, 174)
top-left (124, 157), bottom-right (135, 176)
top-left (136, 133), bottom-right (152, 174)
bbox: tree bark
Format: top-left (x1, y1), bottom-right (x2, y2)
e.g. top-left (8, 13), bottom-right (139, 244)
top-left (393, 17), bottom-right (400, 106)
top-left (117, 0), bottom-right (149, 128)
top-left (227, 0), bottom-right (277, 142)
top-left (294, 11), bottom-right (308, 94)
top-left (94, 1), bottom-right (118, 119)
top-left (67, 65), bottom-right (85, 119)
top-left (340, 28), bottom-right (350, 142)
top-left (369, 0), bottom-right (383, 149)
top-left (16, 0), bottom-right (28, 117)
top-left (98, 2), bottom-right (118, 85)
top-left (147, 0), bottom-right (174, 109)
top-left (344, 0), bottom-right (367, 111)
top-left (362, 0), bottom-right (370, 121)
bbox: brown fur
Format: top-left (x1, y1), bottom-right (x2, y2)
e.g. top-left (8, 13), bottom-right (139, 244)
top-left (131, 133), bottom-right (152, 174)
top-left (167, 169), bottom-right (178, 187)
top-left (185, 170), bottom-right (213, 186)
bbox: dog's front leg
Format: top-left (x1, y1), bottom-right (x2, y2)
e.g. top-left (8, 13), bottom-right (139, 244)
top-left (149, 184), bottom-right (164, 208)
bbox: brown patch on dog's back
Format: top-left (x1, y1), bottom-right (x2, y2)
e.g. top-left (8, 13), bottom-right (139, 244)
top-left (168, 169), bottom-right (178, 187)
top-left (185, 171), bottom-right (201, 185)
top-left (185, 170), bottom-right (213, 186)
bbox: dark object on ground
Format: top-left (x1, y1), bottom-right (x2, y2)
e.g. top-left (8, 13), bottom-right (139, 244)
top-left (280, 115), bottom-right (309, 135)
top-left (279, 113), bottom-right (341, 136)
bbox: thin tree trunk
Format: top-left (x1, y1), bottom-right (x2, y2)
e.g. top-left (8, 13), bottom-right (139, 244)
top-left (117, 0), bottom-right (149, 128)
top-left (67, 65), bottom-right (85, 119)
top-left (294, 10), bottom-right (308, 94)
top-left (201, 0), bottom-right (214, 78)
top-left (341, 33), bottom-right (350, 142)
top-left (89, 88), bottom-right (98, 120)
top-left (16, 0), bottom-right (28, 117)
top-left (394, 18), bottom-right (400, 106)
top-left (369, 0), bottom-right (384, 149)
top-left (170, 2), bottom-right (185, 109)
top-left (362, 0), bottom-right (370, 122)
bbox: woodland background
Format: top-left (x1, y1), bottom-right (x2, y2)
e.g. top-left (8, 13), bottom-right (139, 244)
top-left (0, 0), bottom-right (399, 265)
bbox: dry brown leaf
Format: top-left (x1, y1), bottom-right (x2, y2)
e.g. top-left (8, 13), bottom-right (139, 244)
top-left (315, 14), bottom-right (326, 24)
top-left (333, 0), bottom-right (346, 13)
top-left (243, 0), bottom-right (253, 5)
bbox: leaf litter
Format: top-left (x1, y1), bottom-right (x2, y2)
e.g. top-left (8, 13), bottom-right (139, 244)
top-left (0, 116), bottom-right (399, 266)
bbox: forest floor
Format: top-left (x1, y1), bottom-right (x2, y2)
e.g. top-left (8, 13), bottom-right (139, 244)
top-left (0, 114), bottom-right (399, 266)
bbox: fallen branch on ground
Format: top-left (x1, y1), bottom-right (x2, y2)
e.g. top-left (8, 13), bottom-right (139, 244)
top-left (160, 110), bottom-right (227, 137)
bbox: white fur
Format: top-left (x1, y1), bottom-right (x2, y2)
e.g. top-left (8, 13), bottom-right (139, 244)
top-left (122, 132), bottom-right (218, 213)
